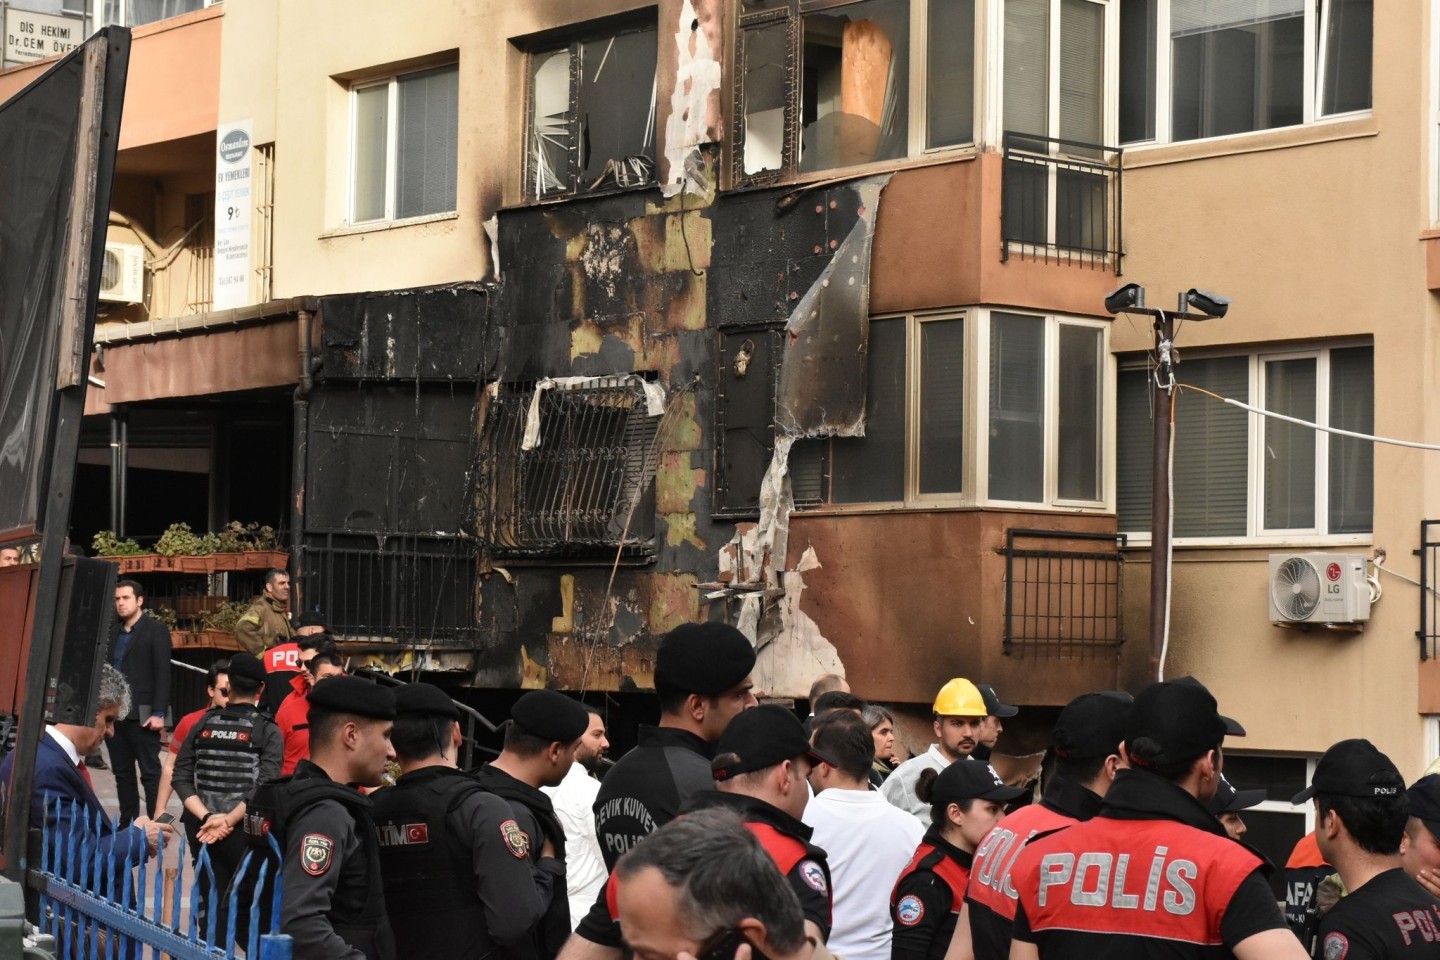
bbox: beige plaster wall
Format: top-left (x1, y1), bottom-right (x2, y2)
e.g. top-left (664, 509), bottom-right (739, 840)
top-left (1112, 0), bottom-right (1440, 778)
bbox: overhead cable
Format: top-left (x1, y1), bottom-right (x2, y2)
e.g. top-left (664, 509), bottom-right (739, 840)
top-left (1179, 384), bottom-right (1440, 451)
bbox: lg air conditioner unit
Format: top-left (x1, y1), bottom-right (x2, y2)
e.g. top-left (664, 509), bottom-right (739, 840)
top-left (1268, 553), bottom-right (1372, 627)
top-left (98, 242), bottom-right (144, 304)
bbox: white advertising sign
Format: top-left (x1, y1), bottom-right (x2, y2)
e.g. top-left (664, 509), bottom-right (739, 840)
top-left (4, 8), bottom-right (83, 64)
top-left (212, 119), bottom-right (253, 311)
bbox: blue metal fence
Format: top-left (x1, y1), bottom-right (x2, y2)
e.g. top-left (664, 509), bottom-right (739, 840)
top-left (28, 796), bottom-right (291, 959)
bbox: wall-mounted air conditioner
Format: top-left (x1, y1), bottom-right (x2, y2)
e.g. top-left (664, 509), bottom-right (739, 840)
top-left (1268, 553), bottom-right (1372, 627)
top-left (98, 242), bottom-right (144, 304)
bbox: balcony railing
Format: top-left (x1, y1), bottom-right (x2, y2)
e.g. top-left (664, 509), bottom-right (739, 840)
top-left (1003, 528), bottom-right (1126, 660)
top-left (1001, 132), bottom-right (1123, 272)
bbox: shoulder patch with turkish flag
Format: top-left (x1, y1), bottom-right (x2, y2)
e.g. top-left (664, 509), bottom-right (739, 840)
top-left (500, 819), bottom-right (531, 859)
top-left (301, 834), bottom-right (334, 876)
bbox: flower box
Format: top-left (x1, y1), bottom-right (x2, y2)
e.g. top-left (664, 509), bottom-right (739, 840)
top-left (212, 553), bottom-right (244, 572)
top-left (113, 555), bottom-right (157, 574)
top-left (177, 556), bottom-right (214, 574)
top-left (244, 551), bottom-right (289, 571)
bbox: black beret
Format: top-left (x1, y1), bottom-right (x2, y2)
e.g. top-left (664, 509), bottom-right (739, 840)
top-left (655, 622), bottom-right (756, 695)
top-left (296, 611), bottom-right (329, 630)
top-left (394, 682), bottom-right (460, 720)
top-left (226, 653), bottom-right (267, 685)
top-left (511, 690), bottom-right (589, 743)
top-left (307, 675), bottom-right (395, 720)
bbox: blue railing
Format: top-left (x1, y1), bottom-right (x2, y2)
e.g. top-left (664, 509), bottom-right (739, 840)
top-left (28, 796), bottom-right (291, 960)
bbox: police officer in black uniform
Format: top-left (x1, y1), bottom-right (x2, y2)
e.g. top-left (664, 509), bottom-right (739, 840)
top-left (476, 689), bottom-right (592, 960)
top-left (1297, 739), bottom-right (1440, 960)
top-left (592, 621), bottom-right (758, 870)
top-left (373, 683), bottom-right (561, 960)
top-left (172, 652), bottom-right (282, 939)
top-left (247, 674), bottom-right (397, 960)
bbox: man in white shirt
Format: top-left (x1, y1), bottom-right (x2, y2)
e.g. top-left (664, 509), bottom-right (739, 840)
top-left (541, 704), bottom-right (611, 928)
top-left (881, 678), bottom-right (989, 820)
top-left (805, 710), bottom-right (925, 960)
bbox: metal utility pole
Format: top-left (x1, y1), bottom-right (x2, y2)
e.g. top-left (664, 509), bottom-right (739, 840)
top-left (1105, 285), bottom-right (1230, 682)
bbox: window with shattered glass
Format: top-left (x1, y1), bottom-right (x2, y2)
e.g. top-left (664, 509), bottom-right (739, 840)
top-left (527, 22), bottom-right (659, 199)
top-left (736, 0), bottom-right (976, 182)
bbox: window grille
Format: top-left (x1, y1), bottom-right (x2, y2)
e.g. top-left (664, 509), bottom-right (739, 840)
top-left (477, 377), bottom-right (660, 557)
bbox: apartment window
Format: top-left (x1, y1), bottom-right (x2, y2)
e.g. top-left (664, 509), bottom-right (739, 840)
top-left (102, 0), bottom-right (210, 28)
top-left (350, 64), bottom-right (459, 224)
top-left (526, 23), bottom-right (658, 199)
top-left (792, 309), bottom-right (1108, 508)
top-left (1117, 344), bottom-right (1373, 539)
top-left (1119, 0), bottom-right (1372, 145)
top-left (737, 0), bottom-right (978, 181)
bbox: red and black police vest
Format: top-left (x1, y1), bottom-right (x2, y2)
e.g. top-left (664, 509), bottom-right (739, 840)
top-left (1012, 816), bottom-right (1261, 952)
top-left (966, 803), bottom-right (1078, 960)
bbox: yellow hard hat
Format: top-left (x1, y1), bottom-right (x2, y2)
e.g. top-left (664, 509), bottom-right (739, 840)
top-left (933, 677), bottom-right (987, 717)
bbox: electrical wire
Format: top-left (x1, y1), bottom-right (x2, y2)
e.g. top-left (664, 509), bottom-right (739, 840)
top-left (1178, 383), bottom-right (1440, 451)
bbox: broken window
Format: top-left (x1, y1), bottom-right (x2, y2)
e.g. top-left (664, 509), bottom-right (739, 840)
top-left (526, 21), bottom-right (659, 199)
top-left (477, 377), bottom-right (660, 557)
top-left (350, 64), bottom-right (459, 224)
top-left (736, 0), bottom-right (975, 182)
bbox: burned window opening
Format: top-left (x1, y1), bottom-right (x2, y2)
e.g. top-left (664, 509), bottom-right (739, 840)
top-left (526, 22), bottom-right (660, 200)
top-left (478, 377), bottom-right (660, 558)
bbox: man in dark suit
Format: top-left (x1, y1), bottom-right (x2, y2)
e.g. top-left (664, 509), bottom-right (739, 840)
top-left (0, 662), bottom-right (167, 865)
top-left (109, 579), bottom-right (172, 827)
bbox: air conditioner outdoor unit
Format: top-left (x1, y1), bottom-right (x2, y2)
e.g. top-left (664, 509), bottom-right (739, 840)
top-left (1268, 553), bottom-right (1371, 627)
top-left (98, 242), bottom-right (144, 304)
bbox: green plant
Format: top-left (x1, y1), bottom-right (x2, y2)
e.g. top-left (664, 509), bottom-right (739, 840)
top-left (91, 530), bottom-right (145, 557)
top-left (154, 522), bottom-right (209, 557)
top-left (213, 522), bottom-right (247, 553)
top-left (201, 599), bottom-right (249, 633)
top-left (242, 523), bottom-right (279, 552)
top-left (151, 605), bottom-right (179, 630)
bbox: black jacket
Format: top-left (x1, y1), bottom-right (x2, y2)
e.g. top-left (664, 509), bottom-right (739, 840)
top-left (111, 612), bottom-right (172, 719)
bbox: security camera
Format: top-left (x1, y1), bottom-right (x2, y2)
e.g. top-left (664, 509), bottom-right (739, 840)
top-left (1184, 289), bottom-right (1230, 319)
top-left (1104, 283), bottom-right (1146, 314)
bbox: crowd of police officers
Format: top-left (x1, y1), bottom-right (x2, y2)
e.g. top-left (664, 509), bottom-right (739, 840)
top-left (158, 619), bottom-right (1440, 960)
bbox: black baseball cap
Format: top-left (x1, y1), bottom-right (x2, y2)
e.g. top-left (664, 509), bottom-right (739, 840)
top-left (1126, 677), bottom-right (1244, 768)
top-left (1052, 691), bottom-right (1133, 761)
top-left (978, 684), bottom-right (1019, 719)
top-left (1208, 775), bottom-right (1266, 815)
top-left (226, 652), bottom-right (267, 686)
top-left (296, 611), bottom-right (328, 630)
top-left (1407, 775), bottom-right (1440, 841)
top-left (1292, 739), bottom-right (1404, 804)
top-left (929, 760), bottom-right (1027, 807)
top-left (656, 622), bottom-right (757, 696)
top-left (712, 704), bottom-right (834, 781)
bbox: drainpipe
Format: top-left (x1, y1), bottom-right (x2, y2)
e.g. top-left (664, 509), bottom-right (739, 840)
top-left (291, 306), bottom-right (314, 613)
top-left (109, 408), bottom-right (128, 537)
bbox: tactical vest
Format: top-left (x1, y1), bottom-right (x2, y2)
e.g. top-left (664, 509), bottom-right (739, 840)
top-left (966, 803), bottom-right (1077, 960)
top-left (192, 704), bottom-right (271, 812)
top-left (371, 770), bottom-right (492, 960)
top-left (1012, 815), bottom-right (1261, 957)
top-left (247, 773), bottom-right (395, 960)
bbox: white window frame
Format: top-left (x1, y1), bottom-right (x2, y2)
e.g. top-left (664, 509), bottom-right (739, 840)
top-left (346, 63), bottom-right (460, 227)
top-left (977, 308), bottom-right (1114, 511)
top-left (983, 0), bottom-right (1120, 150)
top-left (1124, 0), bottom-right (1370, 149)
top-left (348, 76), bottom-right (401, 226)
top-left (1432, 0), bottom-right (1440, 223)
top-left (93, 0), bottom-right (216, 29)
top-left (1119, 340), bottom-right (1373, 547)
top-left (736, 0), bottom-right (987, 184)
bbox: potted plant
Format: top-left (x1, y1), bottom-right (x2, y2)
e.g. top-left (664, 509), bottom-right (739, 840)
top-left (211, 522), bottom-right (248, 571)
top-left (200, 599), bottom-right (248, 648)
top-left (154, 522), bottom-right (213, 573)
top-left (92, 530), bottom-right (154, 572)
top-left (240, 524), bottom-right (287, 570)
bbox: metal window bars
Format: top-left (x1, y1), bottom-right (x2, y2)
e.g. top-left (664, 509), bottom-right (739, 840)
top-left (1417, 520), bottom-right (1440, 661)
top-left (30, 794), bottom-right (289, 960)
top-left (1003, 528), bottom-right (1126, 660)
top-left (1001, 132), bottom-right (1123, 273)
top-left (477, 377), bottom-right (660, 558)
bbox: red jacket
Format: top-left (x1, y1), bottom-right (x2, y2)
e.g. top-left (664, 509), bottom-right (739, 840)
top-left (275, 673), bottom-right (311, 776)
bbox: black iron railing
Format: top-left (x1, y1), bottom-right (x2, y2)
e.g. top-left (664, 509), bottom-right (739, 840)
top-left (476, 377), bottom-right (659, 558)
top-left (1003, 528), bottom-right (1126, 659)
top-left (1417, 520), bottom-right (1440, 660)
top-left (301, 533), bottom-right (478, 645)
top-left (1001, 132), bottom-right (1123, 272)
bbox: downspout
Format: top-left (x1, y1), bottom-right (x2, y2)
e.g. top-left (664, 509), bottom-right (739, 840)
top-left (291, 306), bottom-right (314, 614)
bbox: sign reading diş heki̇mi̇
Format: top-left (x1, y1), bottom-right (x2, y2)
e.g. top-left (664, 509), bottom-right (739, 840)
top-left (4, 9), bottom-right (82, 65)
top-left (213, 120), bottom-right (253, 311)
